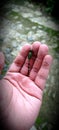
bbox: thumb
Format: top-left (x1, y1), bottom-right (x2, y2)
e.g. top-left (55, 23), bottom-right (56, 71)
top-left (0, 52), bottom-right (5, 74)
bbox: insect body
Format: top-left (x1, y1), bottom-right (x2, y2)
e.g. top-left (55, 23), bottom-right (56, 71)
top-left (28, 50), bottom-right (33, 60)
top-left (28, 50), bottom-right (33, 75)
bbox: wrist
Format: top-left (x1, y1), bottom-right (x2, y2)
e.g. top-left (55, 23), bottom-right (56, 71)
top-left (0, 79), bottom-right (13, 118)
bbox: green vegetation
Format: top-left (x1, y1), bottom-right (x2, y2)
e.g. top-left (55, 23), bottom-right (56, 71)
top-left (1, 0), bottom-right (59, 19)
top-left (30, 0), bottom-right (59, 18)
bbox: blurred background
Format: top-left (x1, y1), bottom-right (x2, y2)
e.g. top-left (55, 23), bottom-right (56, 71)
top-left (0, 0), bottom-right (59, 130)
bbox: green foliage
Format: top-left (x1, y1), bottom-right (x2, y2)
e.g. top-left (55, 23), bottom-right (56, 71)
top-left (35, 117), bottom-right (49, 130)
top-left (1, 0), bottom-right (58, 18)
top-left (30, 0), bottom-right (59, 18)
top-left (45, 0), bottom-right (55, 14)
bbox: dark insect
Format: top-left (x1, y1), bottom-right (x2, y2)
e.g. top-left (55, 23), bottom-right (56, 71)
top-left (28, 50), bottom-right (33, 75)
top-left (28, 50), bottom-right (33, 60)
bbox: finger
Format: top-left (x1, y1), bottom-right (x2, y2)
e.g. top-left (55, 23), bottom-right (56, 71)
top-left (0, 52), bottom-right (5, 74)
top-left (35, 55), bottom-right (53, 91)
top-left (29, 44), bottom-right (49, 80)
top-left (20, 41), bottom-right (41, 75)
top-left (8, 44), bottom-right (31, 72)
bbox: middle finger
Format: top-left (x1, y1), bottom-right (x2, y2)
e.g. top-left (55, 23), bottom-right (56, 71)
top-left (29, 44), bottom-right (49, 80)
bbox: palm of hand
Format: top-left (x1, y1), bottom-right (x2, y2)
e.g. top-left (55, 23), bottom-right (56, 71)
top-left (3, 72), bottom-right (42, 130)
top-left (1, 42), bottom-right (52, 130)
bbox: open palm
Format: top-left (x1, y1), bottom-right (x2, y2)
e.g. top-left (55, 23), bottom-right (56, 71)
top-left (0, 42), bottom-right (52, 130)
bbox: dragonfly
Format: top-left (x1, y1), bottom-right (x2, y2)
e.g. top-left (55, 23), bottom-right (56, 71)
top-left (28, 50), bottom-right (33, 75)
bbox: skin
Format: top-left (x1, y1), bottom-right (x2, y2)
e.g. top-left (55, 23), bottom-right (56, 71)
top-left (0, 41), bottom-right (52, 130)
top-left (0, 52), bottom-right (5, 74)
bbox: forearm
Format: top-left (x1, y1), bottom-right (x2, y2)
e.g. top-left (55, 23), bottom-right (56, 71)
top-left (0, 79), bottom-right (13, 129)
top-left (0, 79), bottom-right (30, 130)
top-left (0, 79), bottom-right (13, 113)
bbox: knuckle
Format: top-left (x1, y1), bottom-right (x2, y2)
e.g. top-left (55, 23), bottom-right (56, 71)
top-left (43, 61), bottom-right (49, 68)
top-left (33, 67), bottom-right (38, 73)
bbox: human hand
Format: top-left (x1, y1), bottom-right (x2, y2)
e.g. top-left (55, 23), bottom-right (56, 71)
top-left (0, 42), bottom-right (52, 130)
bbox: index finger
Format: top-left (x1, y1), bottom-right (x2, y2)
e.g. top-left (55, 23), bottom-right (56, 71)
top-left (8, 44), bottom-right (31, 72)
